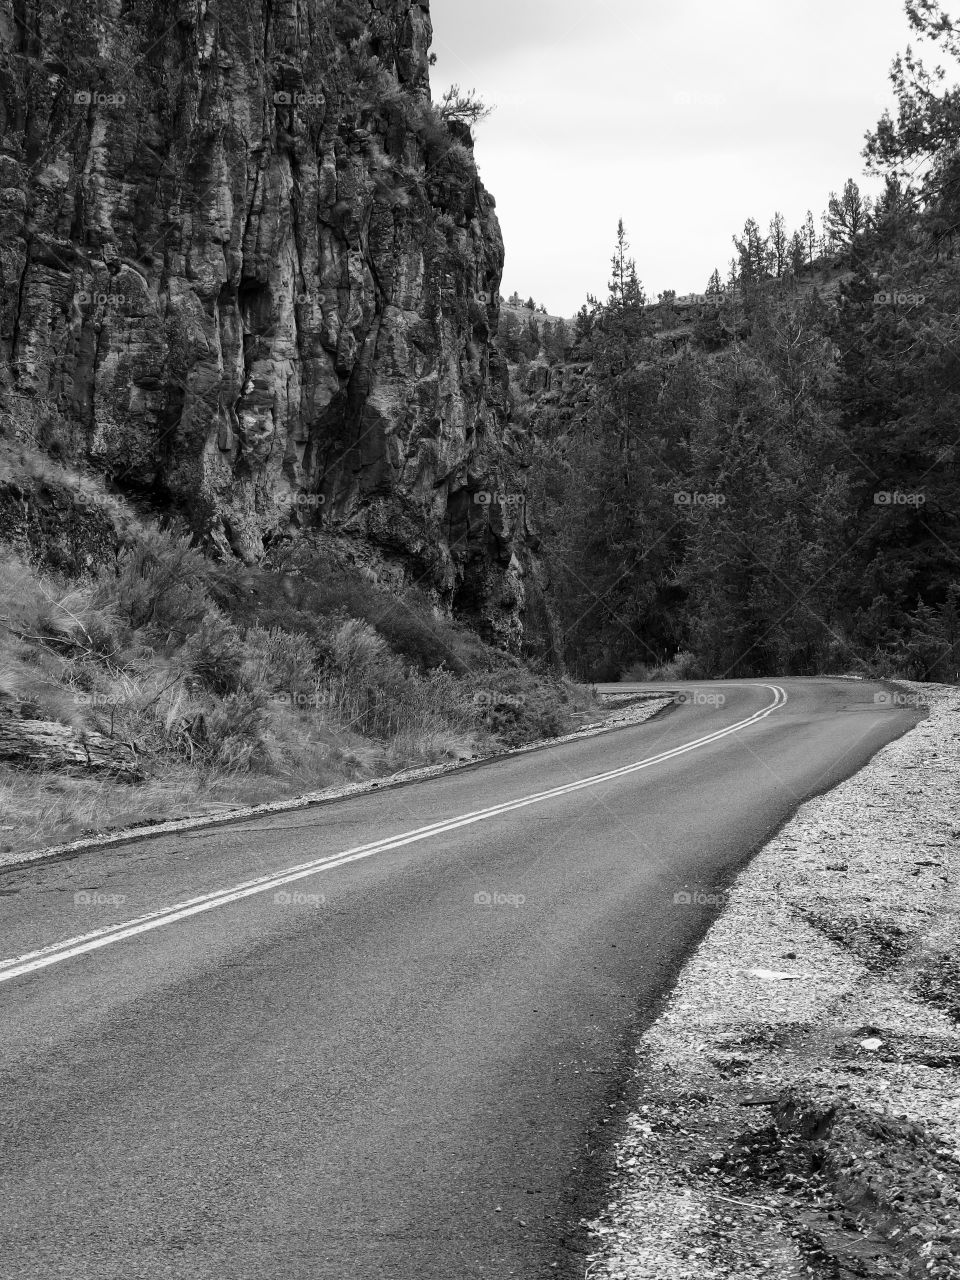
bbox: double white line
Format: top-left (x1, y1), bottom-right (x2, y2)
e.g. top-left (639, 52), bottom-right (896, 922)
top-left (0, 685), bottom-right (787, 986)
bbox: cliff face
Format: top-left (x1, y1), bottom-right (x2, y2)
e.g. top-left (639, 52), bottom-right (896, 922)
top-left (0, 0), bottom-right (550, 653)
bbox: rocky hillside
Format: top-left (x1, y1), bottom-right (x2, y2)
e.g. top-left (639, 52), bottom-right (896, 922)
top-left (0, 0), bottom-right (551, 653)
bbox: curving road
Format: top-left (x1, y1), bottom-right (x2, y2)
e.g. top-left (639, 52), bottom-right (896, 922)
top-left (0, 678), bottom-right (922, 1278)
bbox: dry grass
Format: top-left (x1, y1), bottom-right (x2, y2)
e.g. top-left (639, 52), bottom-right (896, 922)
top-left (0, 516), bottom-right (592, 856)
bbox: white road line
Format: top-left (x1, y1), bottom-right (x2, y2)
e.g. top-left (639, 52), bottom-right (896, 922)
top-left (0, 685), bottom-right (787, 985)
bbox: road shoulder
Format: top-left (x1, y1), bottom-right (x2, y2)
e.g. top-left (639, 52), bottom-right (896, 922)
top-left (0, 693), bottom-right (674, 870)
top-left (587, 681), bottom-right (960, 1280)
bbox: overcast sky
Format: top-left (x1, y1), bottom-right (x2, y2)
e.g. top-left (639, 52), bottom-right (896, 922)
top-left (429, 0), bottom-right (944, 316)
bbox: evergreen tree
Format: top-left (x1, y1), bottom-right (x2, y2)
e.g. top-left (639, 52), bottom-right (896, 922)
top-left (733, 217), bottom-right (768, 288)
top-left (574, 303), bottom-right (593, 343)
top-left (825, 178), bottom-right (871, 251)
top-left (543, 319), bottom-right (571, 364)
top-left (498, 309), bottom-right (522, 361)
top-left (788, 229), bottom-right (806, 276)
top-left (768, 211), bottom-right (788, 277)
top-left (803, 210), bottom-right (818, 266)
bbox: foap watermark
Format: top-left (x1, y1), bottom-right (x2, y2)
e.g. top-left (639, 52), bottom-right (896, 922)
top-left (474, 890), bottom-right (526, 908)
top-left (74, 692), bottom-right (126, 708)
top-left (272, 492), bottom-right (325, 509)
top-left (77, 289), bottom-right (139, 310)
top-left (270, 691), bottom-right (324, 710)
top-left (73, 89), bottom-right (126, 107)
top-left (874, 491), bottom-right (926, 507)
top-left (74, 890), bottom-right (126, 907)
top-left (656, 291), bottom-right (740, 309)
top-left (673, 691), bottom-right (726, 707)
top-left (72, 491), bottom-right (115, 512)
top-left (873, 291), bottom-right (925, 307)
top-left (273, 90), bottom-right (325, 107)
top-left (672, 885), bottom-right (728, 907)
top-left (874, 690), bottom-right (931, 709)
top-left (473, 491), bottom-right (525, 510)
top-left (473, 690), bottom-right (524, 710)
top-left (674, 491), bottom-right (726, 508)
top-left (273, 890), bottom-right (325, 907)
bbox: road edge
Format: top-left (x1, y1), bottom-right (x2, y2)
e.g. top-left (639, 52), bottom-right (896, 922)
top-left (0, 694), bottom-right (677, 870)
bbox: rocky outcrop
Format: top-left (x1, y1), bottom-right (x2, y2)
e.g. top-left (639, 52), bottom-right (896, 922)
top-left (0, 0), bottom-right (553, 654)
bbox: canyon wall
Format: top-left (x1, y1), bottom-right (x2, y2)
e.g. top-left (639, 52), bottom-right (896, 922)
top-left (0, 0), bottom-right (553, 653)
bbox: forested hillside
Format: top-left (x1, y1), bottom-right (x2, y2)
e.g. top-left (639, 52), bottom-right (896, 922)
top-left (519, 2), bottom-right (960, 682)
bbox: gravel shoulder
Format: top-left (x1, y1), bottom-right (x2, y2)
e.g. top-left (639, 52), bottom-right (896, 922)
top-left (587, 681), bottom-right (960, 1280)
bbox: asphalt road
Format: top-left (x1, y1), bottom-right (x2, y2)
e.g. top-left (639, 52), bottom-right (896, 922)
top-left (0, 678), bottom-right (922, 1279)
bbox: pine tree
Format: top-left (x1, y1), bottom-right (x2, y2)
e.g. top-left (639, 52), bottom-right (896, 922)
top-left (788, 230), bottom-right (806, 277)
top-left (825, 179), bottom-right (871, 253)
top-left (768, 211), bottom-right (788, 277)
top-left (498, 309), bottom-right (522, 361)
top-left (607, 219), bottom-right (634, 309)
top-left (733, 218), bottom-right (769, 292)
top-left (803, 210), bottom-right (817, 266)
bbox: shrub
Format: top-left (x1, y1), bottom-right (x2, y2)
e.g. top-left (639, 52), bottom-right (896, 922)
top-left (625, 651), bottom-right (704, 682)
top-left (244, 626), bottom-right (317, 699)
top-left (370, 597), bottom-right (468, 673)
top-left (330, 617), bottom-right (388, 672)
top-left (201, 690), bottom-right (271, 772)
top-left (106, 529), bottom-right (210, 639)
top-left (178, 611), bottom-right (248, 696)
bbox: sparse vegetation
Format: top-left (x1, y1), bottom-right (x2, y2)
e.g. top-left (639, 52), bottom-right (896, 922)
top-left (0, 502), bottom-right (595, 854)
top-left (436, 84), bottom-right (493, 129)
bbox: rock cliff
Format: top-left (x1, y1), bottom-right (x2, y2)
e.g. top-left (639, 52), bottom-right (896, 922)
top-left (0, 0), bottom-right (552, 653)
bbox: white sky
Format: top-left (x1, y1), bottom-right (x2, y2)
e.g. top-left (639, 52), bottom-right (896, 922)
top-left (429, 0), bottom-right (949, 316)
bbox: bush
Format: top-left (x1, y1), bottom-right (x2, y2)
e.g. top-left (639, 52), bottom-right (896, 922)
top-left (244, 627), bottom-right (318, 700)
top-left (330, 617), bottom-right (388, 672)
top-left (623, 651), bottom-right (704, 682)
top-left (370, 597), bottom-right (470, 674)
top-left (200, 690), bottom-right (271, 772)
top-left (472, 671), bottom-right (571, 747)
top-left (105, 529), bottom-right (210, 639)
top-left (178, 611), bottom-right (248, 696)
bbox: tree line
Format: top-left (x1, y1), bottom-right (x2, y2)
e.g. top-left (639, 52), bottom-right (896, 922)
top-left (525, 1), bottom-right (960, 683)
